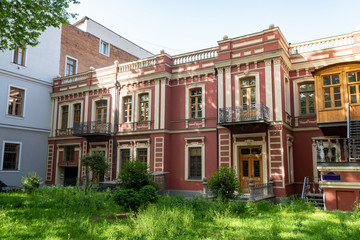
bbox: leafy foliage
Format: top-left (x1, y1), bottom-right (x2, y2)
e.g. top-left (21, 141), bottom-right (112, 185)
top-left (117, 159), bottom-right (158, 190)
top-left (81, 152), bottom-right (110, 183)
top-left (113, 188), bottom-right (142, 211)
top-left (0, 0), bottom-right (79, 51)
top-left (139, 185), bottom-right (159, 205)
top-left (21, 172), bottom-right (42, 193)
top-left (207, 166), bottom-right (241, 201)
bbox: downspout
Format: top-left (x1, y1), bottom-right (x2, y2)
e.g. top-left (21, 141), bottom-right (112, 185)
top-left (214, 66), bottom-right (219, 170)
top-left (112, 60), bottom-right (120, 180)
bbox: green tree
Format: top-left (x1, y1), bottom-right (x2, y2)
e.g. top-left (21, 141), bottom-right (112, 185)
top-left (81, 152), bottom-right (110, 183)
top-left (0, 0), bottom-right (79, 51)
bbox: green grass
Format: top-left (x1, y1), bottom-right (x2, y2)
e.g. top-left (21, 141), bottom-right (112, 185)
top-left (1, 187), bottom-right (360, 239)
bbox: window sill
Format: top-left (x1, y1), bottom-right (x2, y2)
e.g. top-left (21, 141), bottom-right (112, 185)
top-left (5, 114), bottom-right (24, 119)
top-left (185, 178), bottom-right (202, 182)
top-left (10, 62), bottom-right (26, 69)
top-left (319, 107), bottom-right (343, 111)
top-left (0, 170), bottom-right (20, 172)
top-left (99, 52), bottom-right (109, 57)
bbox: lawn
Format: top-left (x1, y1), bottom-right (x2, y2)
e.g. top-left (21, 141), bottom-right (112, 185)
top-left (1, 186), bottom-right (359, 240)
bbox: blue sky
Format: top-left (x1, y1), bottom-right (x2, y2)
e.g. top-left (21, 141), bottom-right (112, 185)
top-left (68, 0), bottom-right (360, 56)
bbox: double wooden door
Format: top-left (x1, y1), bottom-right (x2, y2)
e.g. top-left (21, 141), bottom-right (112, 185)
top-left (239, 146), bottom-right (262, 190)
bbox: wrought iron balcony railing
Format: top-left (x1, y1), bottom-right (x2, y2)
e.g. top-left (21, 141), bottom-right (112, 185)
top-left (218, 104), bottom-right (270, 124)
top-left (73, 121), bottom-right (112, 136)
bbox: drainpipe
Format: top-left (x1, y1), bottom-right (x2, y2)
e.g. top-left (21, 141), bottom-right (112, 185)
top-left (214, 67), bottom-right (219, 170)
top-left (112, 60), bottom-right (120, 180)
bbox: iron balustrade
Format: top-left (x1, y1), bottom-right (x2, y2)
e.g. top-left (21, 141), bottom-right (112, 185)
top-left (316, 138), bottom-right (360, 162)
top-left (218, 104), bottom-right (270, 124)
top-left (73, 121), bottom-right (111, 135)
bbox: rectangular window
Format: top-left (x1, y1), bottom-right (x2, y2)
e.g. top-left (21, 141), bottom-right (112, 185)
top-left (96, 101), bottom-right (107, 123)
top-left (66, 57), bottom-right (77, 76)
top-left (61, 106), bottom-right (69, 129)
top-left (123, 97), bottom-right (132, 122)
top-left (299, 83), bottom-right (315, 115)
top-left (13, 43), bottom-right (26, 66)
top-left (120, 149), bottom-right (130, 171)
top-left (100, 40), bottom-right (109, 56)
top-left (2, 143), bottom-right (20, 170)
top-left (137, 148), bottom-right (147, 164)
top-left (323, 74), bottom-right (341, 108)
top-left (8, 87), bottom-right (24, 116)
top-left (241, 78), bottom-right (256, 110)
top-left (63, 146), bottom-right (75, 162)
top-left (139, 94), bottom-right (149, 121)
top-left (189, 147), bottom-right (202, 180)
top-left (348, 72), bottom-right (360, 104)
top-left (190, 88), bottom-right (202, 119)
top-left (73, 104), bottom-right (81, 124)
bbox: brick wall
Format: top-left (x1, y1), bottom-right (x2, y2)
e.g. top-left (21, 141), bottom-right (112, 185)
top-left (59, 24), bottom-right (139, 76)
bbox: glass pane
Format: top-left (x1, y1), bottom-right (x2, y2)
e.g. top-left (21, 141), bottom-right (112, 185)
top-left (249, 79), bottom-right (255, 85)
top-left (242, 161), bottom-right (249, 177)
top-left (350, 86), bottom-right (356, 94)
top-left (334, 94), bottom-right (341, 100)
top-left (334, 101), bottom-right (341, 107)
top-left (334, 87), bottom-right (340, 93)
top-left (241, 149), bottom-right (250, 155)
top-left (254, 160), bottom-right (260, 178)
top-left (299, 84), bottom-right (307, 91)
top-left (348, 73), bottom-right (356, 83)
top-left (357, 72), bottom-right (360, 82)
top-left (324, 95), bottom-right (331, 101)
top-left (332, 75), bottom-right (340, 84)
top-left (198, 104), bottom-right (202, 110)
top-left (300, 93), bottom-right (306, 100)
top-left (251, 148), bottom-right (261, 154)
top-left (325, 102), bottom-right (331, 108)
top-left (323, 76), bottom-right (331, 85)
top-left (198, 111), bottom-right (202, 118)
top-left (309, 107), bottom-right (315, 113)
top-left (197, 89), bottom-right (202, 95)
top-left (198, 97), bottom-right (202, 104)
top-left (308, 84), bottom-right (314, 90)
top-left (301, 108), bottom-right (306, 114)
top-left (351, 95), bottom-right (357, 103)
top-left (300, 100), bottom-right (306, 107)
top-left (242, 80), bottom-right (248, 86)
top-left (324, 88), bottom-right (330, 94)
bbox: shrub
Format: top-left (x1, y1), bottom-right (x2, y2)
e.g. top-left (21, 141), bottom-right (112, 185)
top-left (81, 152), bottom-right (110, 183)
top-left (22, 172), bottom-right (42, 193)
top-left (113, 188), bottom-right (141, 211)
top-left (139, 185), bottom-right (159, 205)
top-left (117, 159), bottom-right (158, 190)
top-left (207, 166), bottom-right (241, 201)
top-left (114, 185), bottom-right (159, 211)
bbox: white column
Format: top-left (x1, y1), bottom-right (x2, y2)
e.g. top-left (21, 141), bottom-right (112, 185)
top-left (225, 67), bottom-right (232, 108)
top-left (160, 79), bottom-right (166, 129)
top-left (218, 67), bottom-right (224, 112)
top-left (154, 80), bottom-right (160, 129)
top-left (84, 92), bottom-right (89, 122)
top-left (274, 58), bottom-right (282, 121)
top-left (265, 59), bottom-right (273, 121)
top-left (51, 98), bottom-right (57, 137)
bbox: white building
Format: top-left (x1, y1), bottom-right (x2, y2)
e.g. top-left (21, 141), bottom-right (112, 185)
top-left (0, 27), bottom-right (62, 186)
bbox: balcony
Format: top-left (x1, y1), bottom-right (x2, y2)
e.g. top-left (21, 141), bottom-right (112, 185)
top-left (315, 138), bottom-right (360, 166)
top-left (73, 121), bottom-right (112, 136)
top-left (218, 104), bottom-right (270, 125)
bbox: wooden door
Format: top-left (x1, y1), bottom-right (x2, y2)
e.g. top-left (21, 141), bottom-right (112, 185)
top-left (239, 146), bottom-right (262, 190)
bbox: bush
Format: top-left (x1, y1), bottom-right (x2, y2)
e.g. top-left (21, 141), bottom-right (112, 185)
top-left (21, 172), bottom-right (42, 193)
top-left (139, 185), bottom-right (159, 205)
top-left (113, 188), bottom-right (142, 211)
top-left (113, 185), bottom-right (159, 211)
top-left (117, 159), bottom-right (158, 190)
top-left (207, 166), bottom-right (241, 201)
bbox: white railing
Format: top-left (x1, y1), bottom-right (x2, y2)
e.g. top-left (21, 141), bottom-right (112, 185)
top-left (289, 35), bottom-right (354, 55)
top-left (118, 57), bottom-right (157, 73)
top-left (173, 47), bottom-right (218, 65)
top-left (59, 72), bottom-right (89, 84)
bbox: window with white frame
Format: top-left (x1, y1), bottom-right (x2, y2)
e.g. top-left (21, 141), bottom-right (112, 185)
top-left (65, 56), bottom-right (77, 76)
top-left (123, 96), bottom-right (132, 122)
top-left (13, 43), bottom-right (26, 66)
top-left (1, 142), bottom-right (21, 171)
top-left (8, 86), bottom-right (25, 117)
top-left (99, 40), bottom-right (109, 56)
top-left (119, 149), bottom-right (130, 171)
top-left (185, 137), bottom-right (205, 181)
top-left (61, 105), bottom-right (69, 129)
top-left (186, 85), bottom-right (205, 120)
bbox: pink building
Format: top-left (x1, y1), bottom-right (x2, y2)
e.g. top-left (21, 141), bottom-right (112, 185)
top-left (47, 25), bottom-right (360, 211)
